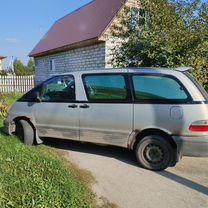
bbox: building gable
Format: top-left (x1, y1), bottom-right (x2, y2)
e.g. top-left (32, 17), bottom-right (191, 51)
top-left (30, 0), bottom-right (128, 57)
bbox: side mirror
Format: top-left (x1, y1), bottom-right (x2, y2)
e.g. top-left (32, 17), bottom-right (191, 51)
top-left (31, 91), bottom-right (41, 103)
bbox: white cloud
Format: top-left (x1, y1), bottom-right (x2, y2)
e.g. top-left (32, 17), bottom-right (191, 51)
top-left (5, 38), bottom-right (19, 43)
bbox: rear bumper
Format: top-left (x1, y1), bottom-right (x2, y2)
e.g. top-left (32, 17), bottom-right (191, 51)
top-left (173, 135), bottom-right (208, 157)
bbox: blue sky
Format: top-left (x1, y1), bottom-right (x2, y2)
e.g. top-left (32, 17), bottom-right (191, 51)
top-left (0, 0), bottom-right (91, 68)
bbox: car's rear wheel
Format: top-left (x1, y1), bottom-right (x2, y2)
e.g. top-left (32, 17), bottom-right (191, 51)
top-left (16, 120), bottom-right (34, 145)
top-left (135, 135), bottom-right (174, 171)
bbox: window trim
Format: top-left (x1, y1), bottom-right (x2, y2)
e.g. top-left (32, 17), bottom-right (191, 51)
top-left (20, 75), bottom-right (76, 103)
top-left (82, 73), bottom-right (132, 103)
top-left (130, 73), bottom-right (193, 104)
top-left (41, 75), bottom-right (76, 103)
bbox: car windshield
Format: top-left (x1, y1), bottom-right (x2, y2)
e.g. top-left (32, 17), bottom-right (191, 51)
top-left (185, 72), bottom-right (208, 101)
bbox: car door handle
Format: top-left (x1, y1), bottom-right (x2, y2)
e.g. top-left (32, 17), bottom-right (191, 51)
top-left (68, 104), bottom-right (78, 108)
top-left (80, 104), bottom-right (90, 109)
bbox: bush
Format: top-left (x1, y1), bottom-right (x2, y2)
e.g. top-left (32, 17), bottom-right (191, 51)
top-left (0, 99), bottom-right (9, 118)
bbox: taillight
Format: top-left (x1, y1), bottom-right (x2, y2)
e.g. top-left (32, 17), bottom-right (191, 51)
top-left (189, 120), bottom-right (208, 132)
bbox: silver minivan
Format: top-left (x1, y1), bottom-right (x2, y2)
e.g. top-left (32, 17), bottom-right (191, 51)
top-left (4, 68), bottom-right (208, 170)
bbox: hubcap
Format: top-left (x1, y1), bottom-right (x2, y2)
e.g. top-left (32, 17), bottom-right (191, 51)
top-left (144, 144), bottom-right (164, 164)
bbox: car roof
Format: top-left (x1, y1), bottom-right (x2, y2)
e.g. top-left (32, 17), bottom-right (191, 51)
top-left (50, 67), bottom-right (184, 77)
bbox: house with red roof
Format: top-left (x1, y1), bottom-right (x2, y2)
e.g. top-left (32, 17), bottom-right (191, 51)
top-left (30, 0), bottom-right (139, 84)
top-left (0, 55), bottom-right (6, 72)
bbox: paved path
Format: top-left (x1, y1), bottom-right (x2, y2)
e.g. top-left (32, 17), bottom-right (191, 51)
top-left (44, 139), bottom-right (208, 208)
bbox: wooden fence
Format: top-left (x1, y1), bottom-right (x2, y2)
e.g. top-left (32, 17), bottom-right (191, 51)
top-left (0, 75), bottom-right (35, 93)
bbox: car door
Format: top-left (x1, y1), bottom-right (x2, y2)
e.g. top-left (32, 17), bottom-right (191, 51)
top-left (32, 75), bottom-right (80, 141)
top-left (79, 73), bottom-right (133, 147)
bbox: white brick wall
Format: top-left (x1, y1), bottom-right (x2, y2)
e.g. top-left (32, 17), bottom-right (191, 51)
top-left (35, 43), bottom-right (107, 84)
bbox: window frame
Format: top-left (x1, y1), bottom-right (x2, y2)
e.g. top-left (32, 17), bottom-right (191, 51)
top-left (130, 73), bottom-right (193, 104)
top-left (82, 73), bottom-right (132, 103)
top-left (184, 72), bottom-right (208, 102)
top-left (20, 75), bottom-right (76, 103)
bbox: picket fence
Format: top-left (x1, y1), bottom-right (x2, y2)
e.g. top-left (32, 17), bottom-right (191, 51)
top-left (0, 75), bottom-right (35, 93)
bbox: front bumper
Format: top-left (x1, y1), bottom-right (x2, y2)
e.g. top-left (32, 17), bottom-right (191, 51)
top-left (3, 118), bottom-right (14, 135)
top-left (173, 135), bottom-right (208, 157)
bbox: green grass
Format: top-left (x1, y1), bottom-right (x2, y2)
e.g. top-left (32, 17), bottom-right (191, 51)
top-left (0, 93), bottom-right (22, 106)
top-left (0, 93), bottom-right (96, 208)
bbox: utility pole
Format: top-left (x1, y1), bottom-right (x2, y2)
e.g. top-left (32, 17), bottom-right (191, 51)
top-left (8, 56), bottom-right (14, 73)
top-left (11, 56), bottom-right (14, 72)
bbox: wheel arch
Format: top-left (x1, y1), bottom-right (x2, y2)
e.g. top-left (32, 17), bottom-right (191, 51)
top-left (13, 116), bottom-right (42, 144)
top-left (128, 128), bottom-right (177, 151)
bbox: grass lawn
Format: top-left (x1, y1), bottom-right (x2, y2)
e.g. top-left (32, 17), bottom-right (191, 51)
top-left (0, 93), bottom-right (96, 208)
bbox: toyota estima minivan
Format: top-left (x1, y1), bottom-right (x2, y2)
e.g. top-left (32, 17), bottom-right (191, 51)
top-left (4, 68), bottom-right (208, 171)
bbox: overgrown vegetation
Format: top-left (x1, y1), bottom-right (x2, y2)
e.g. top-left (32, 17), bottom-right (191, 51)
top-left (1, 58), bottom-right (35, 76)
top-left (0, 94), bottom-right (96, 208)
top-left (110, 0), bottom-right (208, 88)
top-left (0, 94), bottom-right (21, 118)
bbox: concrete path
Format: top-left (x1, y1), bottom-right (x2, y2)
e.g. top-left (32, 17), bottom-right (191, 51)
top-left (44, 139), bottom-right (208, 208)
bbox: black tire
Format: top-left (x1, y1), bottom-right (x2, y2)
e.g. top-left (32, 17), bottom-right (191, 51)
top-left (135, 135), bottom-right (174, 171)
top-left (16, 120), bottom-right (34, 145)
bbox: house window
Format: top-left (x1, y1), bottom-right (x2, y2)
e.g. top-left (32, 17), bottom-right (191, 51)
top-left (50, 59), bottom-right (56, 71)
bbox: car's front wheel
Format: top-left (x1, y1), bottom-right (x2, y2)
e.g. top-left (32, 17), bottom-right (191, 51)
top-left (16, 120), bottom-right (34, 145)
top-left (135, 135), bottom-right (174, 171)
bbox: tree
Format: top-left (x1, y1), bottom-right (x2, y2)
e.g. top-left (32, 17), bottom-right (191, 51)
top-left (13, 58), bottom-right (35, 76)
top-left (110, 0), bottom-right (208, 87)
top-left (27, 58), bottom-right (35, 75)
top-left (13, 59), bottom-right (26, 75)
top-left (0, 70), bottom-right (8, 76)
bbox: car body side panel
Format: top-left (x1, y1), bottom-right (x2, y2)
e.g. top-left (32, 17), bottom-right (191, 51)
top-left (79, 103), bottom-right (133, 147)
top-left (133, 103), bottom-right (208, 136)
top-left (133, 104), bottom-right (183, 134)
top-left (32, 102), bottom-right (80, 141)
top-left (5, 102), bottom-right (34, 124)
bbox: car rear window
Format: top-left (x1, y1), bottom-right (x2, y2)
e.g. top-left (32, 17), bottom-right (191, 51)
top-left (185, 72), bottom-right (208, 101)
top-left (132, 75), bottom-right (190, 102)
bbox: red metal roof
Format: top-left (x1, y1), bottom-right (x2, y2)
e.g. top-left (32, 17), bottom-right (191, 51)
top-left (0, 55), bottom-right (6, 59)
top-left (30, 0), bottom-right (126, 57)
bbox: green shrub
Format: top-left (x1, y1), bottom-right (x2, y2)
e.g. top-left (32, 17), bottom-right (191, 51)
top-left (0, 99), bottom-right (9, 118)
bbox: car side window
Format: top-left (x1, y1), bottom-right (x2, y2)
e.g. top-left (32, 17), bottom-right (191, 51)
top-left (41, 75), bottom-right (75, 102)
top-left (83, 74), bottom-right (128, 102)
top-left (20, 85), bottom-right (42, 102)
top-left (132, 75), bottom-right (189, 102)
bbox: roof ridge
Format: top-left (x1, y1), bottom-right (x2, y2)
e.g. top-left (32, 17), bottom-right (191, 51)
top-left (55, 0), bottom-right (95, 23)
